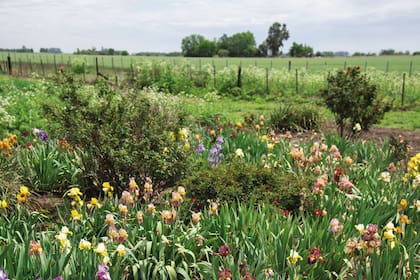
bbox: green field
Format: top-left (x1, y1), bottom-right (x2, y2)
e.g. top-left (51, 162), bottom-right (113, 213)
top-left (1, 52), bottom-right (419, 73)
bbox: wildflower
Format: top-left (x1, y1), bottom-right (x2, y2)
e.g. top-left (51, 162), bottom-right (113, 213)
top-left (399, 215), bottom-right (411, 225)
top-left (353, 123), bottom-right (361, 132)
top-left (307, 247), bottom-right (325, 264)
top-left (209, 129), bottom-right (216, 138)
top-left (398, 199), bottom-right (408, 212)
top-left (287, 249), bottom-right (302, 264)
top-left (137, 210), bottom-right (143, 224)
top-left (87, 197), bottom-right (102, 209)
top-left (196, 235), bottom-right (204, 246)
top-left (121, 191), bottom-right (134, 206)
top-left (235, 148), bottom-right (245, 158)
top-left (262, 268), bottom-right (274, 278)
top-left (208, 201), bottom-right (218, 216)
top-left (178, 128), bottom-right (188, 141)
top-left (363, 224), bottom-right (381, 254)
top-left (53, 277), bottom-right (63, 280)
top-left (208, 138), bottom-right (224, 168)
top-left (290, 146), bottom-right (305, 161)
top-left (67, 187), bottom-right (82, 200)
top-left (177, 186), bottom-right (186, 198)
top-left (118, 204), bottom-right (128, 216)
top-left (144, 177), bottom-right (153, 195)
top-left (171, 191), bottom-right (183, 207)
top-left (192, 212), bottom-right (201, 224)
top-left (328, 218), bottom-right (343, 234)
top-left (314, 209), bottom-right (321, 216)
top-left (337, 176), bottom-right (354, 193)
top-left (214, 244), bottom-right (231, 257)
top-left (184, 142), bottom-right (191, 151)
top-left (104, 214), bottom-right (115, 226)
top-left (344, 156), bottom-right (353, 165)
top-left (218, 269), bottom-right (232, 280)
top-left (146, 203), bottom-right (155, 215)
top-left (128, 177), bottom-right (139, 193)
top-left (161, 210), bottom-right (174, 223)
top-left (17, 186), bottom-right (30, 204)
top-left (0, 268), bottom-right (9, 280)
top-left (79, 239), bottom-right (92, 250)
top-left (102, 182), bottom-right (114, 197)
top-left (267, 143), bottom-right (274, 152)
top-left (355, 224), bottom-right (366, 235)
top-left (55, 227), bottom-right (72, 252)
top-left (0, 200), bottom-right (7, 209)
top-left (344, 237), bottom-right (362, 254)
top-left (116, 244), bottom-right (126, 257)
top-left (71, 209), bottom-right (82, 220)
top-left (96, 263), bottom-right (111, 280)
top-left (94, 243), bottom-right (108, 257)
top-left (379, 171), bottom-right (391, 183)
top-left (29, 240), bottom-right (43, 256)
top-left (235, 122), bottom-right (242, 130)
top-left (118, 228), bottom-right (128, 242)
top-left (195, 143), bottom-right (205, 153)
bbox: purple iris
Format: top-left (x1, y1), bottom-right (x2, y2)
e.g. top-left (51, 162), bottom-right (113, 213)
top-left (0, 268), bottom-right (8, 280)
top-left (96, 263), bottom-right (111, 280)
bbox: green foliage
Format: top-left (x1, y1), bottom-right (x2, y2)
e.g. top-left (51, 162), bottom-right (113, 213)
top-left (321, 66), bottom-right (391, 136)
top-left (17, 140), bottom-right (83, 193)
top-left (269, 104), bottom-right (322, 131)
top-left (182, 159), bottom-right (312, 211)
top-left (70, 58), bottom-right (88, 74)
top-left (41, 74), bottom-right (190, 192)
top-left (289, 42), bottom-right (314, 57)
top-left (181, 34), bottom-right (216, 57)
top-left (266, 22), bottom-right (290, 56)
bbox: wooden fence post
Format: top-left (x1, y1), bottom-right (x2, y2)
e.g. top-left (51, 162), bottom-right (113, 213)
top-left (295, 69), bottom-right (299, 95)
top-left (237, 66), bottom-right (242, 88)
top-left (265, 68), bottom-right (269, 95)
top-left (7, 54), bottom-right (12, 75)
top-left (288, 60), bottom-right (291, 72)
top-left (409, 61), bottom-right (413, 77)
top-left (401, 73), bottom-right (406, 106)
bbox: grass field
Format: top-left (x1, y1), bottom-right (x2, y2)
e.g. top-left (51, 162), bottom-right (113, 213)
top-left (1, 52), bottom-right (419, 73)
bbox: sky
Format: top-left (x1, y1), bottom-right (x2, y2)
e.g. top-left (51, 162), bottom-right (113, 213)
top-left (1, 0), bottom-right (419, 54)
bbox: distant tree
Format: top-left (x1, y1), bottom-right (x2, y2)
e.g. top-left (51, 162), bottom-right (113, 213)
top-left (121, 50), bottom-right (129, 56)
top-left (380, 49), bottom-right (395, 56)
top-left (226, 31), bottom-right (257, 57)
top-left (181, 34), bottom-right (216, 57)
top-left (107, 48), bottom-right (115, 55)
top-left (289, 42), bottom-right (313, 57)
top-left (40, 48), bottom-right (48, 53)
top-left (257, 41), bottom-right (268, 57)
top-left (266, 22), bottom-right (289, 57)
top-left (413, 51), bottom-right (420, 56)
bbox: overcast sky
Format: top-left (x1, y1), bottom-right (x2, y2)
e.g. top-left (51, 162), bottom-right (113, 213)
top-left (1, 0), bottom-right (419, 54)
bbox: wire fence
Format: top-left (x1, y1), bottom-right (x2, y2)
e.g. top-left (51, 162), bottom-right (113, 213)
top-left (0, 53), bottom-right (419, 107)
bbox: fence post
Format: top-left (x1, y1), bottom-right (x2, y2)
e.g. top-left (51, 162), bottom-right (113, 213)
top-left (54, 55), bottom-right (57, 70)
top-left (295, 69), bottom-right (299, 95)
top-left (112, 56), bottom-right (115, 74)
top-left (409, 61), bottom-right (413, 77)
top-left (213, 64), bottom-right (216, 89)
top-left (265, 68), bottom-right (269, 95)
top-left (19, 59), bottom-right (22, 76)
top-left (306, 61), bottom-right (308, 70)
top-left (386, 61), bottom-right (389, 73)
top-left (343, 61), bottom-right (347, 70)
top-left (96, 57), bottom-right (99, 78)
top-left (288, 60), bottom-right (291, 72)
top-left (7, 54), bottom-right (12, 75)
top-left (237, 66), bottom-right (242, 88)
top-left (29, 59), bottom-right (33, 73)
top-left (270, 60), bottom-right (273, 69)
top-left (40, 58), bottom-right (45, 76)
top-left (401, 73), bottom-right (406, 106)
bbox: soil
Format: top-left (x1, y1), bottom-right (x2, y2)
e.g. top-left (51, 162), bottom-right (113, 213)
top-left (320, 121), bottom-right (420, 155)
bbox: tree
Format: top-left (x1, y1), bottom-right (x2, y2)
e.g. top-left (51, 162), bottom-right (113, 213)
top-left (266, 22), bottom-right (289, 57)
top-left (226, 31), bottom-right (257, 57)
top-left (181, 34), bottom-right (216, 57)
top-left (320, 66), bottom-right (390, 136)
top-left (257, 41), bottom-right (268, 57)
top-left (289, 42), bottom-right (313, 57)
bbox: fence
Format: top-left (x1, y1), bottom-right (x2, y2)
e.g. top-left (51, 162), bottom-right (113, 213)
top-left (0, 53), bottom-right (418, 106)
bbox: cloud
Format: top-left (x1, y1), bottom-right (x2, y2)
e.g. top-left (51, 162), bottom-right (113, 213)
top-left (0, 0), bottom-right (419, 53)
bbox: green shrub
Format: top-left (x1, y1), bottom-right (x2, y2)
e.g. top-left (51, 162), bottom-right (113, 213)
top-left (182, 159), bottom-right (312, 211)
top-left (41, 74), bottom-right (190, 193)
top-left (320, 66), bottom-right (391, 136)
top-left (269, 104), bottom-right (321, 131)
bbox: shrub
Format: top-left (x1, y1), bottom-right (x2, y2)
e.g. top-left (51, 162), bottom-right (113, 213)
top-left (269, 104), bottom-right (321, 131)
top-left (41, 74), bottom-right (190, 193)
top-left (320, 66), bottom-right (390, 136)
top-left (182, 159), bottom-right (312, 211)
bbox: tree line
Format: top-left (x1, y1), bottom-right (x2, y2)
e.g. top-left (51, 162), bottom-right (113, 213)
top-left (181, 22), bottom-right (290, 57)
